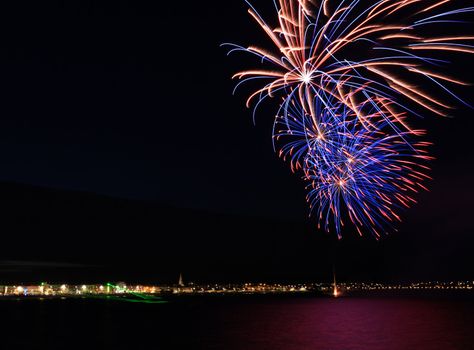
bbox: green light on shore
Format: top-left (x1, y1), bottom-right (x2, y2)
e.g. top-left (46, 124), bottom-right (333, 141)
top-left (101, 282), bottom-right (165, 303)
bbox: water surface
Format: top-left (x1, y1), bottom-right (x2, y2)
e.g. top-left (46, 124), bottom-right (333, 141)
top-left (1, 294), bottom-right (473, 349)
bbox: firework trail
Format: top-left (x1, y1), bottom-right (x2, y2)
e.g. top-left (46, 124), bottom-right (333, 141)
top-left (223, 0), bottom-right (472, 238)
top-left (224, 0), bottom-right (473, 127)
top-left (275, 95), bottom-right (432, 238)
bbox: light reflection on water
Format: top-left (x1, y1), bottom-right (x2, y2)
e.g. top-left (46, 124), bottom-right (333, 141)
top-left (1, 295), bottom-right (473, 350)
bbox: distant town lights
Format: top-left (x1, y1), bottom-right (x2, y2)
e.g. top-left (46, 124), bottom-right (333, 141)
top-left (1, 281), bottom-right (473, 298)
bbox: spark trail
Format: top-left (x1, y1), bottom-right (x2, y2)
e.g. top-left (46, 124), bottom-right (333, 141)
top-left (224, 0), bottom-right (472, 237)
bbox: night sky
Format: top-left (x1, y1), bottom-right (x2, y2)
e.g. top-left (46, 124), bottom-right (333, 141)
top-left (0, 0), bottom-right (473, 284)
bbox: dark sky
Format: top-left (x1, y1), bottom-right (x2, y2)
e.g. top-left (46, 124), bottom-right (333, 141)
top-left (0, 0), bottom-right (473, 283)
top-left (0, 0), bottom-right (311, 219)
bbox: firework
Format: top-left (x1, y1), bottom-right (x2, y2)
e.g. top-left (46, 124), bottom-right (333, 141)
top-left (224, 0), bottom-right (473, 128)
top-left (223, 0), bottom-right (472, 238)
top-left (275, 95), bottom-right (432, 238)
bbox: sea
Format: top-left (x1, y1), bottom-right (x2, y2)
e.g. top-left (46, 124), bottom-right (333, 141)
top-left (1, 293), bottom-right (473, 350)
